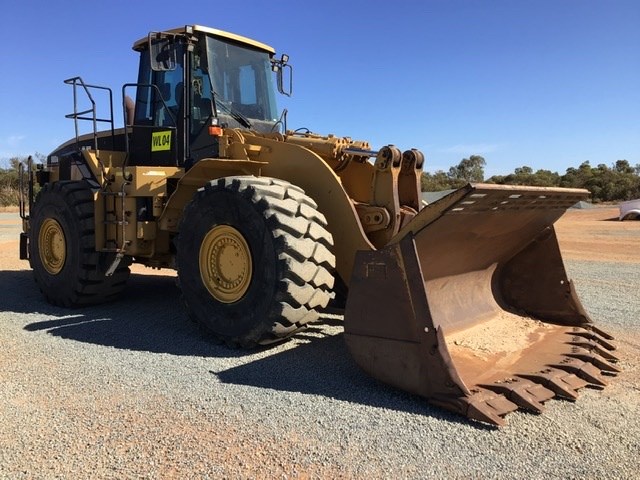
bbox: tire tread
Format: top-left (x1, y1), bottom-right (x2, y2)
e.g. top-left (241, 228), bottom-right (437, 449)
top-left (30, 180), bottom-right (131, 307)
top-left (178, 175), bottom-right (336, 347)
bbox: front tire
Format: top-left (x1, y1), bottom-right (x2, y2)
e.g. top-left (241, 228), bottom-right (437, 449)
top-left (29, 180), bottom-right (131, 307)
top-left (176, 176), bottom-right (335, 347)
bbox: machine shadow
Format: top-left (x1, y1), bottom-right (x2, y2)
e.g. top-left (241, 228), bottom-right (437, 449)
top-left (2, 268), bottom-right (475, 425)
top-left (213, 331), bottom-right (473, 426)
top-left (1, 269), bottom-right (236, 357)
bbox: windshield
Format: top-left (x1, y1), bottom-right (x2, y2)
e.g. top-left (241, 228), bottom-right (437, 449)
top-left (190, 35), bottom-right (278, 133)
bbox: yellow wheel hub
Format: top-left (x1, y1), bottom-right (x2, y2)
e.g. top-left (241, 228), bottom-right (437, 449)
top-left (199, 225), bottom-right (253, 303)
top-left (39, 218), bottom-right (66, 275)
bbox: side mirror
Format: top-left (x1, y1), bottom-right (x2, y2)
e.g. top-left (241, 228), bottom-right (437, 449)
top-left (148, 33), bottom-right (177, 72)
top-left (272, 53), bottom-right (292, 97)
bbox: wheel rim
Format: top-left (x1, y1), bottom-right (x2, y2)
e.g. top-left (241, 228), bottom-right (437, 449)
top-left (199, 225), bottom-right (253, 303)
top-left (39, 218), bottom-right (66, 275)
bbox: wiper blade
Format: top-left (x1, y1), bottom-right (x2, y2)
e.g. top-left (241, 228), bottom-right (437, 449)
top-left (215, 98), bottom-right (252, 129)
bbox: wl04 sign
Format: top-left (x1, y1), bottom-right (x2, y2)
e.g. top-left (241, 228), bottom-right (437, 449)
top-left (151, 131), bottom-right (172, 152)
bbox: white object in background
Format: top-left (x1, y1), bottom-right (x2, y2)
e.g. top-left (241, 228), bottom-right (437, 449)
top-left (619, 199), bottom-right (640, 220)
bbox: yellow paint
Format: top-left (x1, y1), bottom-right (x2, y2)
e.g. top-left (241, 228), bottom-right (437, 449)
top-left (39, 218), bottom-right (66, 275)
top-left (199, 225), bottom-right (253, 303)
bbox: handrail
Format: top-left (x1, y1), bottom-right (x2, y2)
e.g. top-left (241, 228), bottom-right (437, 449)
top-left (18, 156), bottom-right (32, 220)
top-left (63, 77), bottom-right (115, 151)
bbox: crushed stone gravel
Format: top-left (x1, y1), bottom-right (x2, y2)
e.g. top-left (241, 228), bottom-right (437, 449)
top-left (1, 212), bottom-right (638, 479)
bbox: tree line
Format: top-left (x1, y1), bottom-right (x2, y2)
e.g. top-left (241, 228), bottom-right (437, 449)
top-left (1, 154), bottom-right (639, 207)
top-left (0, 158), bottom-right (23, 207)
top-left (421, 155), bottom-right (640, 202)
top-left (0, 155), bottom-right (45, 207)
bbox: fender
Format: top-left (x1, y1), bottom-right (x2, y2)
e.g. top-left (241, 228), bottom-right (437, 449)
top-left (158, 157), bottom-right (266, 231)
top-left (158, 133), bottom-right (374, 283)
top-left (241, 133), bottom-right (374, 284)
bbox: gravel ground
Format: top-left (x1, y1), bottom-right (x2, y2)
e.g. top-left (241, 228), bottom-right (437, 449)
top-left (1, 211), bottom-right (638, 479)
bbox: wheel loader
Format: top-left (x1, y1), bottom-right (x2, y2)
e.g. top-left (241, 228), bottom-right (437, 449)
top-left (19, 25), bottom-right (619, 426)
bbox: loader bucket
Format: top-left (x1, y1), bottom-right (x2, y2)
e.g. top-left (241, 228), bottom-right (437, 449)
top-left (344, 184), bottom-right (619, 426)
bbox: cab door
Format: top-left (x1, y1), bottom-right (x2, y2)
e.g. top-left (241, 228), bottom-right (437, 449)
top-left (129, 37), bottom-right (185, 166)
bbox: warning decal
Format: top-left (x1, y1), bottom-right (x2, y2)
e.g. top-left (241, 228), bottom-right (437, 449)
top-left (151, 131), bottom-right (172, 152)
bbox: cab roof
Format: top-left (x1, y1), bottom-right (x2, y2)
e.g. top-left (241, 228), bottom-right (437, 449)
top-left (132, 25), bottom-right (275, 55)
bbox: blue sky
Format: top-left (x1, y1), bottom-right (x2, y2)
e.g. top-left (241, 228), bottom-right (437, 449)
top-left (0, 0), bottom-right (638, 177)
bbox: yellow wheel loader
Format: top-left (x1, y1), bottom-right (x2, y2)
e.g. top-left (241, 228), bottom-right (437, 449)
top-left (19, 25), bottom-right (619, 426)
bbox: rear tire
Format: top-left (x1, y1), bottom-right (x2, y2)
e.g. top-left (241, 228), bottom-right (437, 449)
top-left (176, 176), bottom-right (335, 347)
top-left (29, 180), bottom-right (131, 307)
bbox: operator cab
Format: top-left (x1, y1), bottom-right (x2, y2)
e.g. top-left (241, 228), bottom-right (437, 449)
top-left (128, 25), bottom-right (287, 166)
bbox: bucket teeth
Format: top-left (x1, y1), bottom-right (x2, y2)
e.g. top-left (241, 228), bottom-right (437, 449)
top-left (571, 328), bottom-right (616, 352)
top-left (567, 345), bottom-right (622, 374)
top-left (551, 358), bottom-right (608, 388)
top-left (590, 324), bottom-right (615, 341)
top-left (569, 339), bottom-right (619, 363)
top-left (482, 379), bottom-right (555, 414)
top-left (518, 369), bottom-right (587, 400)
top-left (465, 389), bottom-right (518, 427)
top-left (454, 323), bottom-right (620, 426)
